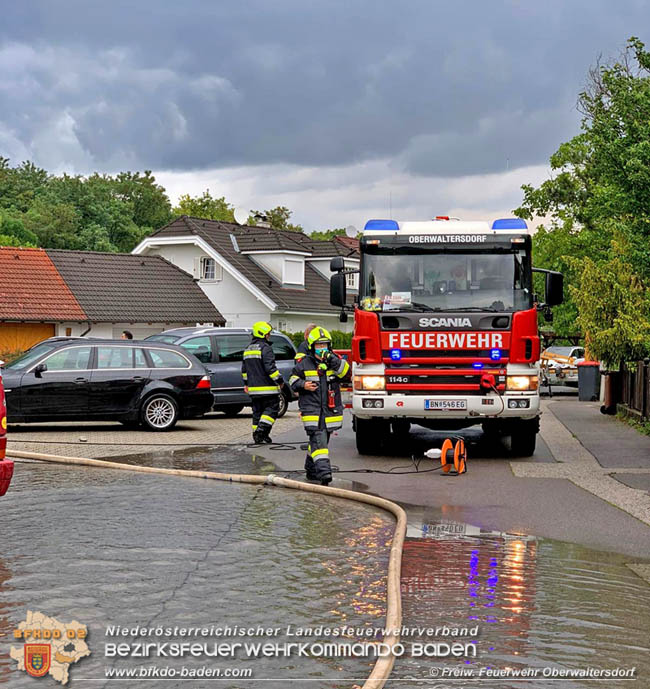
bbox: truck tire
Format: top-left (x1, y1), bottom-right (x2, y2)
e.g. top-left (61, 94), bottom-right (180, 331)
top-left (391, 419), bottom-right (411, 436)
top-left (355, 417), bottom-right (390, 455)
top-left (509, 419), bottom-right (539, 457)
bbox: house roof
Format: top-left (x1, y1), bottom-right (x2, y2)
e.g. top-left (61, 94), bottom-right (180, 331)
top-left (334, 235), bottom-right (360, 252)
top-left (46, 249), bottom-right (225, 324)
top-left (149, 216), bottom-right (358, 314)
top-left (0, 247), bottom-right (87, 321)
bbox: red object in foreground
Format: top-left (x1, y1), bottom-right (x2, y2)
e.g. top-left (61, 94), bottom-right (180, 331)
top-left (0, 459), bottom-right (12, 497)
top-left (0, 370), bottom-right (13, 497)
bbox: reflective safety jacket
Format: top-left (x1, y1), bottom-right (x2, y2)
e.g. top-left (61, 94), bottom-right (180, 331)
top-left (241, 337), bottom-right (284, 395)
top-left (294, 339), bottom-right (309, 362)
top-left (289, 352), bottom-right (350, 431)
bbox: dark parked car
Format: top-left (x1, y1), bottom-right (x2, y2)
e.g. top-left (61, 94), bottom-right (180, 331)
top-left (146, 327), bottom-right (297, 417)
top-left (1, 338), bottom-right (214, 431)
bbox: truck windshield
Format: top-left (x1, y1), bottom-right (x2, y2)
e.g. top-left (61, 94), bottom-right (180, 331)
top-left (361, 250), bottom-right (531, 312)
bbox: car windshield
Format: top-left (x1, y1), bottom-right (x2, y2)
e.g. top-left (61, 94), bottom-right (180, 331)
top-left (3, 342), bottom-right (57, 370)
top-left (146, 334), bottom-right (181, 343)
top-left (361, 249), bottom-right (531, 312)
top-left (546, 347), bottom-right (575, 356)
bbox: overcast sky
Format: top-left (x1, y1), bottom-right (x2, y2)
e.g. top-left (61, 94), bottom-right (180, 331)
top-left (1, 1), bottom-right (648, 231)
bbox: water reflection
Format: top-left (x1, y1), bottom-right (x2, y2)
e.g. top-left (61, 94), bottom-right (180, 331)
top-left (396, 506), bottom-right (650, 686)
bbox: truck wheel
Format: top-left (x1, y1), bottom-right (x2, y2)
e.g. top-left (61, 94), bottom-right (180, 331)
top-left (391, 420), bottom-right (411, 436)
top-left (355, 417), bottom-right (390, 455)
top-left (510, 419), bottom-right (538, 457)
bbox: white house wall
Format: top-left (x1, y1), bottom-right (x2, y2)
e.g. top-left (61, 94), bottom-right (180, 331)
top-left (272, 313), bottom-right (353, 334)
top-left (307, 259), bottom-right (332, 281)
top-left (55, 322), bottom-right (197, 339)
top-left (140, 244), bottom-right (269, 327)
top-left (249, 254), bottom-right (284, 281)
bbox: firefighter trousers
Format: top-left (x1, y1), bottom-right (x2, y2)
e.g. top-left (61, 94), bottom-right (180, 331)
top-left (305, 428), bottom-right (332, 481)
top-left (251, 395), bottom-right (280, 437)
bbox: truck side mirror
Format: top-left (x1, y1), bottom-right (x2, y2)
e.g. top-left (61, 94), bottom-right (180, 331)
top-left (330, 256), bottom-right (345, 272)
top-left (545, 271), bottom-right (564, 306)
top-left (330, 272), bottom-right (347, 307)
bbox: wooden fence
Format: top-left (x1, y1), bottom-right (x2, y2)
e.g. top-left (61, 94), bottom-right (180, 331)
top-left (621, 360), bottom-right (650, 420)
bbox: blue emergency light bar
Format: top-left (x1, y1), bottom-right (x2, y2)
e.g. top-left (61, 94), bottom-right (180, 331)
top-left (472, 362), bottom-right (484, 369)
top-left (364, 219), bottom-right (400, 231)
top-left (491, 218), bottom-right (528, 230)
top-left (390, 349), bottom-right (402, 361)
top-left (490, 349), bottom-right (502, 360)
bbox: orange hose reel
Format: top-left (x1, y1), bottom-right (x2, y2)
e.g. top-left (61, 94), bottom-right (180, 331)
top-left (440, 438), bottom-right (467, 475)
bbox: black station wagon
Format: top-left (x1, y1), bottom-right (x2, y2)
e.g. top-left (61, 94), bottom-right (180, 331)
top-left (1, 338), bottom-right (214, 431)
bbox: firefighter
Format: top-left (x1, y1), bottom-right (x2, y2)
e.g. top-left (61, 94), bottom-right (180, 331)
top-left (294, 322), bottom-right (317, 362)
top-left (242, 321), bottom-right (285, 444)
top-left (289, 326), bottom-right (350, 485)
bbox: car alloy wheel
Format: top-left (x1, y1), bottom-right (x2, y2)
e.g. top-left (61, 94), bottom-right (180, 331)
top-left (142, 395), bottom-right (178, 431)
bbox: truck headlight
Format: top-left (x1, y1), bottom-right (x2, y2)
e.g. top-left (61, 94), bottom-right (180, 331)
top-left (354, 375), bottom-right (385, 391)
top-left (506, 375), bottom-right (539, 391)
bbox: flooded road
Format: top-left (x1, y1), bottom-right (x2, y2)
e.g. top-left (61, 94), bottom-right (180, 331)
top-left (394, 506), bottom-right (650, 687)
top-left (2, 446), bottom-right (649, 688)
top-left (0, 454), bottom-right (392, 688)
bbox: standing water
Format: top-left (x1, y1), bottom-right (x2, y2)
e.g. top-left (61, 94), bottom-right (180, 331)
top-left (393, 505), bottom-right (650, 687)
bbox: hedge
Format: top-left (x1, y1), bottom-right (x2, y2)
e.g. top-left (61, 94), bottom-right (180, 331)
top-left (281, 330), bottom-right (352, 350)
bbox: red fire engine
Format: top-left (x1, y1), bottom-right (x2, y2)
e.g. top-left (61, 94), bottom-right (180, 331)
top-left (330, 217), bottom-right (563, 456)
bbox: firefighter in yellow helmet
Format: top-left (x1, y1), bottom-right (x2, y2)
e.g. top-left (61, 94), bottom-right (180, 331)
top-left (289, 326), bottom-right (350, 484)
top-left (242, 321), bottom-right (285, 443)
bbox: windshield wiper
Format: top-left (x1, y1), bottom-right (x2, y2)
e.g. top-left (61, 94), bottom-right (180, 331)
top-left (452, 307), bottom-right (502, 312)
top-left (397, 303), bottom-right (444, 312)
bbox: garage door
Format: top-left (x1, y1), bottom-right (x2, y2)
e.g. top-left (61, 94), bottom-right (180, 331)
top-left (0, 323), bottom-right (56, 354)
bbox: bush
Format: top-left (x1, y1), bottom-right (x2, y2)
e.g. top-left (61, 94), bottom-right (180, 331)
top-left (281, 330), bottom-right (352, 351)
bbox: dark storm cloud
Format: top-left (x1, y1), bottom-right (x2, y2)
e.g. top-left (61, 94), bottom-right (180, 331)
top-left (1, 0), bottom-right (648, 176)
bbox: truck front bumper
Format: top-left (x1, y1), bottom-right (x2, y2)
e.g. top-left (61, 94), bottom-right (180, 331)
top-left (352, 393), bottom-right (539, 419)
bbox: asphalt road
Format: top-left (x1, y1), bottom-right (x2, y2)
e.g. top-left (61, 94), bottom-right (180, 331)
top-left (253, 398), bottom-right (650, 560)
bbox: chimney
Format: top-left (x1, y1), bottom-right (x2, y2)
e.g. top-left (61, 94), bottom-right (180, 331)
top-left (253, 213), bottom-right (271, 229)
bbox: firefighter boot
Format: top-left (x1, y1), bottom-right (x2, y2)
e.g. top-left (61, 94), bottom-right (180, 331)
top-left (304, 454), bottom-right (318, 481)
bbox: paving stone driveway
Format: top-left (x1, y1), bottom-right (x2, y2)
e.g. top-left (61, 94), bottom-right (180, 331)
top-left (6, 408), bottom-right (303, 459)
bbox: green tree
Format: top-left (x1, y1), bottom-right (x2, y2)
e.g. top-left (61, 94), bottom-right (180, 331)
top-left (113, 170), bottom-right (173, 230)
top-left (310, 228), bottom-right (345, 241)
top-left (22, 200), bottom-right (82, 249)
top-left (0, 158), bottom-right (48, 212)
top-left (571, 236), bottom-right (650, 366)
top-left (249, 206), bottom-right (303, 232)
top-left (516, 37), bottom-right (650, 360)
top-left (173, 190), bottom-right (234, 222)
top-left (0, 210), bottom-right (38, 246)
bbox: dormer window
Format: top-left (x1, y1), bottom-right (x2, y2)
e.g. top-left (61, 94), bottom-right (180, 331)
top-left (346, 271), bottom-right (358, 289)
top-left (283, 258), bottom-right (304, 286)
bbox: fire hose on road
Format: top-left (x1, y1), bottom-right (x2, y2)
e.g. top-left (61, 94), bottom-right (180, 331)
top-left (8, 448), bottom-right (407, 689)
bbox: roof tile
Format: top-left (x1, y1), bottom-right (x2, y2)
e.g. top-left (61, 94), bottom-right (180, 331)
top-left (151, 216), bottom-right (358, 313)
top-left (0, 247), bottom-right (87, 321)
top-left (46, 249), bottom-right (225, 324)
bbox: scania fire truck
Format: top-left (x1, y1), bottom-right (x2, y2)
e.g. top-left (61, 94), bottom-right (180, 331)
top-left (330, 217), bottom-right (563, 457)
